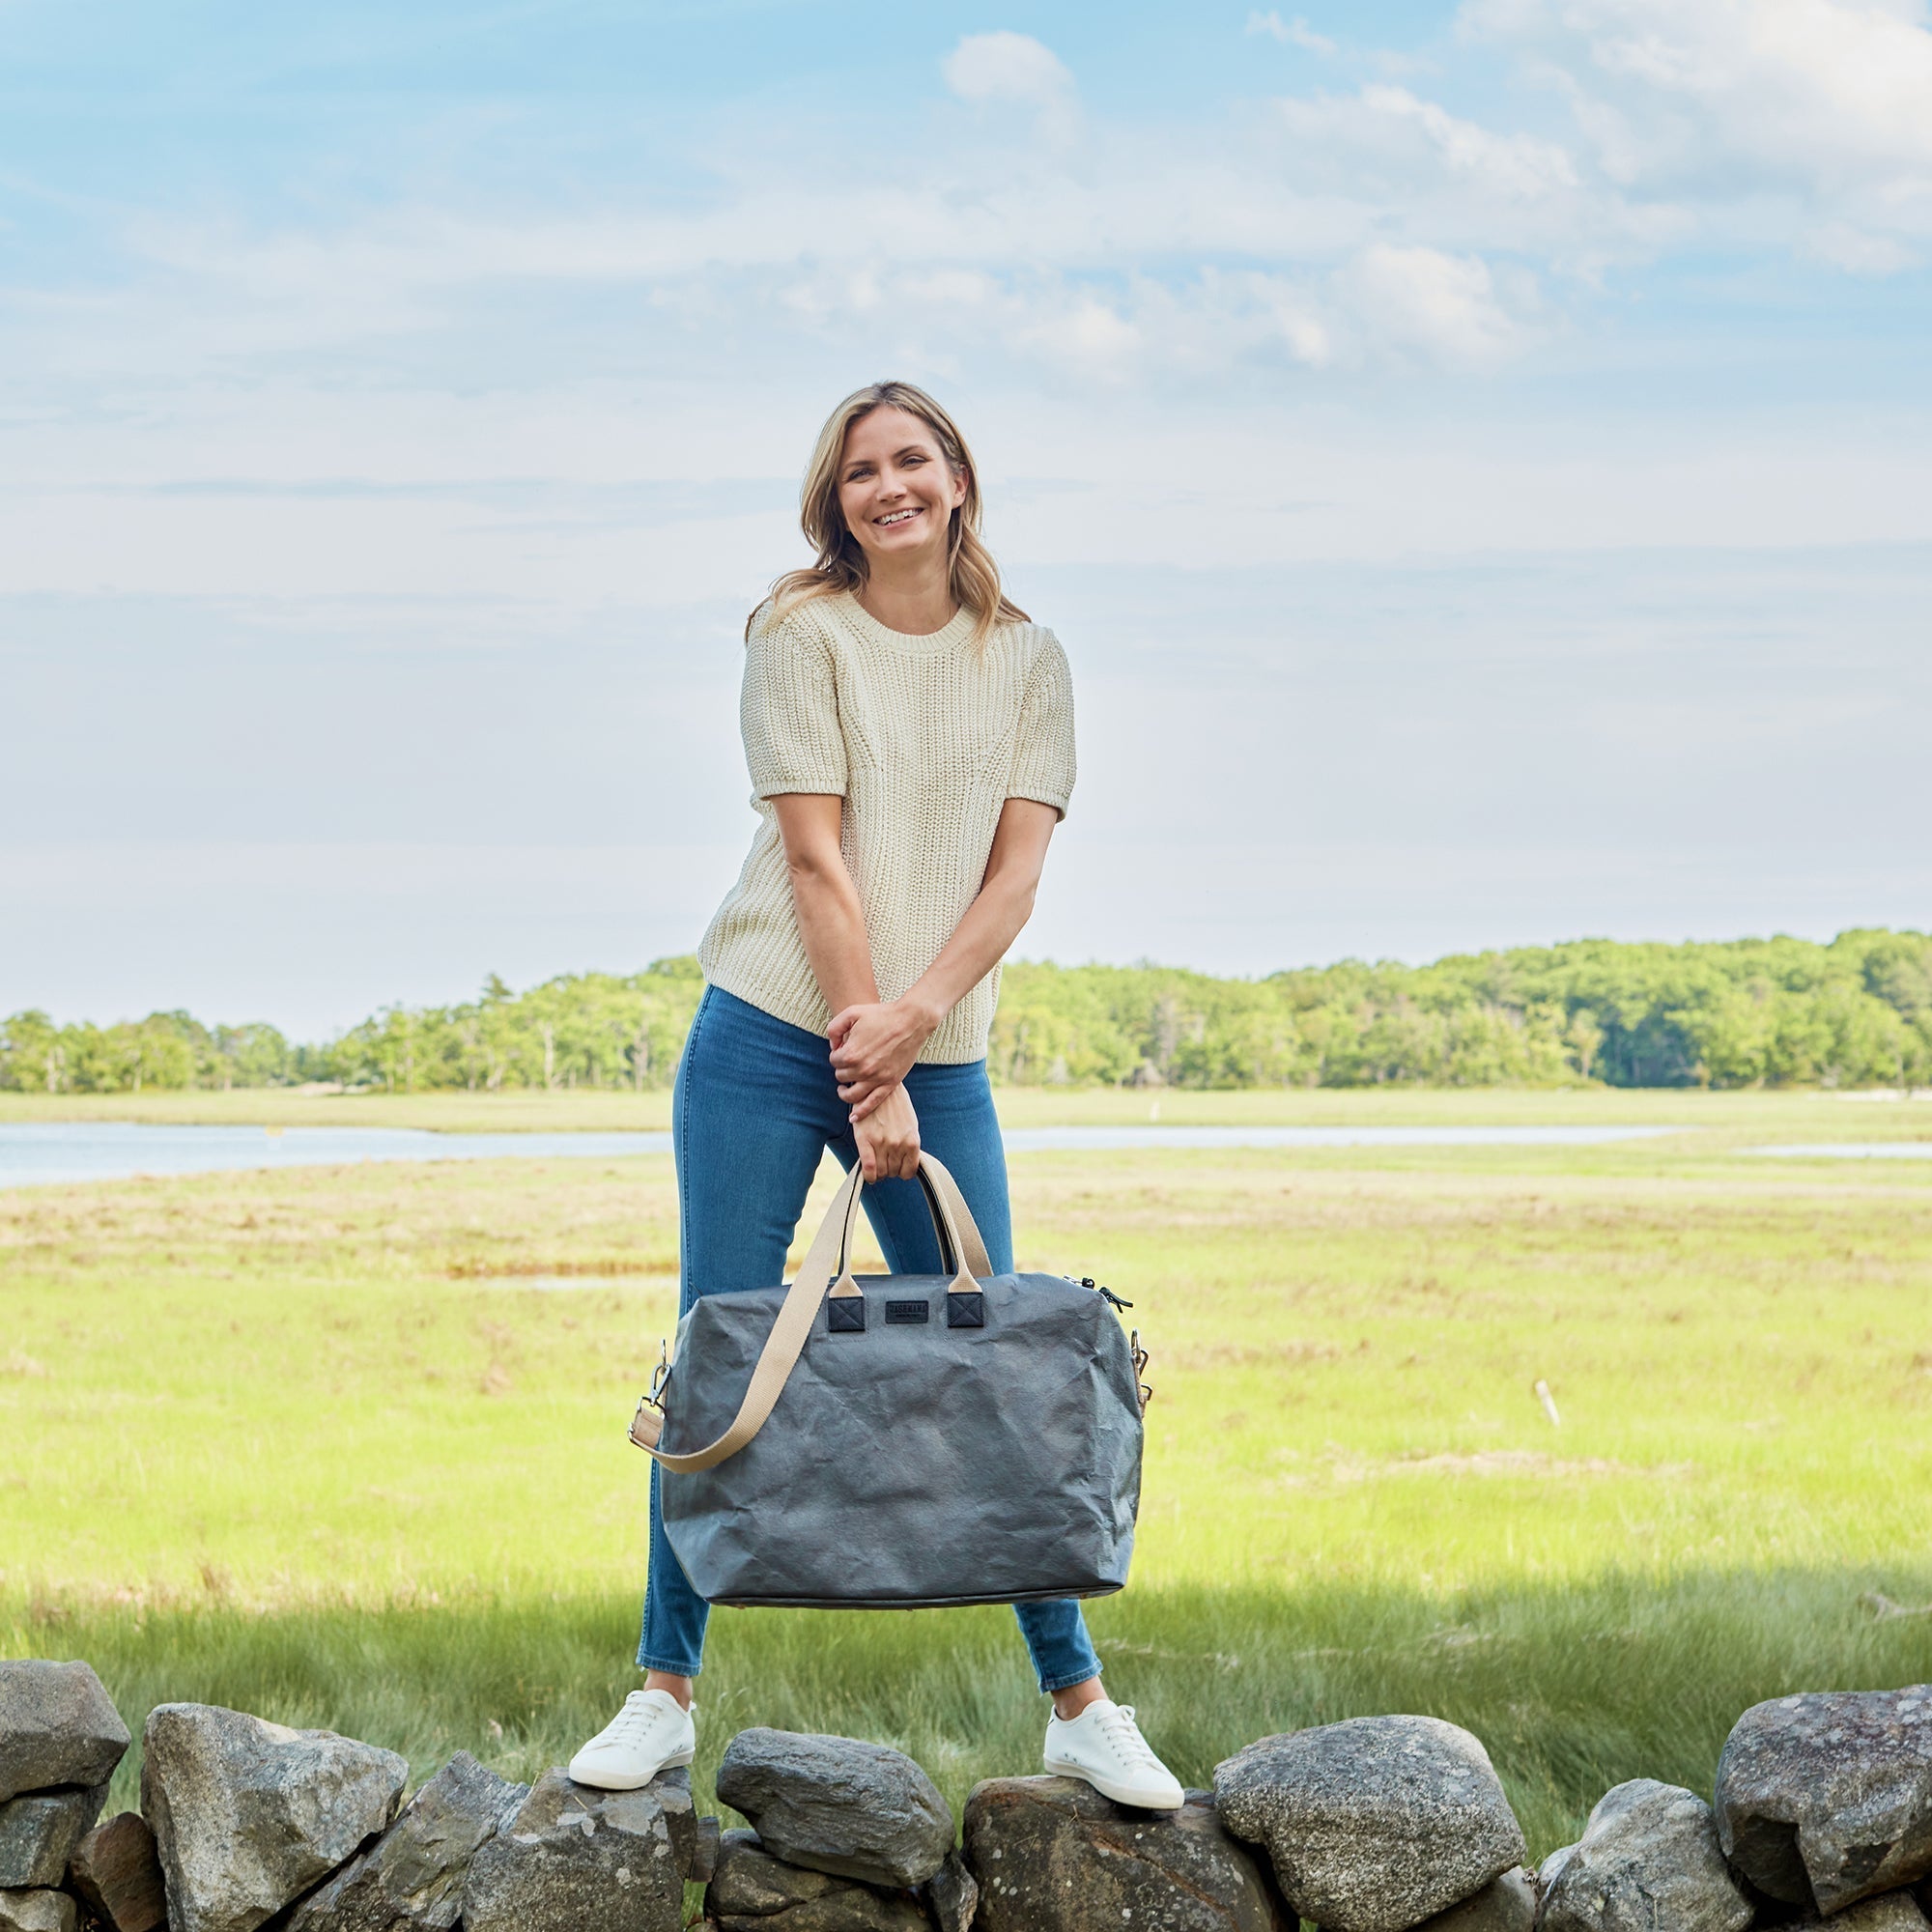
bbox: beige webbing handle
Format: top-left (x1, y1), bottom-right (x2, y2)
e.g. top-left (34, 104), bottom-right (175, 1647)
top-left (917, 1160), bottom-right (993, 1281)
top-left (636, 1151), bottom-right (995, 1474)
top-left (822, 1152), bottom-right (990, 1295)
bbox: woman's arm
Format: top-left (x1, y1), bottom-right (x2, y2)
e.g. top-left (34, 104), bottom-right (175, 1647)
top-left (830, 797), bottom-right (1058, 1119)
top-left (769, 794), bottom-right (876, 1018)
top-left (769, 794), bottom-right (922, 1179)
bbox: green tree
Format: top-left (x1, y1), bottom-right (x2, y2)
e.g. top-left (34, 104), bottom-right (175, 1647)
top-left (9, 932), bottom-right (1931, 1095)
top-left (0, 1010), bottom-right (68, 1093)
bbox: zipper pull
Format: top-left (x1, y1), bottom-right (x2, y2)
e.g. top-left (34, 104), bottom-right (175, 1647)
top-left (1082, 1276), bottom-right (1133, 1310)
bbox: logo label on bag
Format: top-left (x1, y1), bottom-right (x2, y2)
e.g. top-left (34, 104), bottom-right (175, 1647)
top-left (885, 1299), bottom-right (930, 1324)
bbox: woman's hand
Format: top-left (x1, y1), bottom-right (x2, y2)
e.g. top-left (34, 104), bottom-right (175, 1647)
top-left (830, 995), bottom-right (941, 1120)
top-left (852, 1082), bottom-right (920, 1182)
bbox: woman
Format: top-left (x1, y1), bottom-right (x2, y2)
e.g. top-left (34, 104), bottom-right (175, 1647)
top-left (568, 381), bottom-right (1182, 1810)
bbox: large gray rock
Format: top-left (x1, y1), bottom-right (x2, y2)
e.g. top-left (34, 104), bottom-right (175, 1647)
top-left (459, 1767), bottom-right (685, 1932)
top-left (140, 1703), bottom-right (409, 1932)
top-left (963, 1776), bottom-right (1285, 1932)
top-left (0, 1783), bottom-right (107, 1887)
top-left (718, 1730), bottom-right (953, 1890)
top-left (0, 1662), bottom-right (130, 1804)
top-left (643, 1762), bottom-right (716, 1883)
top-left (283, 1752), bottom-right (526, 1931)
top-left (0, 1891), bottom-right (75, 1932)
top-left (706, 1828), bottom-right (930, 1930)
top-left (1538, 1780), bottom-right (1752, 1932)
top-left (1792, 1890), bottom-right (1932, 1929)
top-left (1715, 1688), bottom-right (1932, 1913)
top-left (1214, 1717), bottom-right (1524, 1932)
top-left (1413, 1866), bottom-right (1536, 1930)
top-left (68, 1810), bottom-right (167, 1932)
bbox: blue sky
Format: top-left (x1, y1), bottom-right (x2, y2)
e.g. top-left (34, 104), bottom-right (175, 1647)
top-left (4, 1), bottom-right (1929, 1035)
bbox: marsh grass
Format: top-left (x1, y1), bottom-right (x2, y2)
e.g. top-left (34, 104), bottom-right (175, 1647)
top-left (5, 1092), bottom-right (1932, 1862)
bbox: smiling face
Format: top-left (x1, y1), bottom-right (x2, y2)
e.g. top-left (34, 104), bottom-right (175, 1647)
top-left (835, 405), bottom-right (969, 574)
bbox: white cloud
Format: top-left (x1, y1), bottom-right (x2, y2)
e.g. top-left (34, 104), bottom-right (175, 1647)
top-left (1261, 292), bottom-right (1336, 367)
top-left (31, 98), bottom-right (1581, 393)
top-left (1266, 80), bottom-right (1670, 274)
top-left (1281, 84), bottom-right (1580, 201)
top-left (1247, 11), bottom-right (1339, 54)
top-left (943, 31), bottom-right (1075, 108)
top-left (1804, 221), bottom-right (1919, 270)
top-left (1019, 298), bottom-right (1142, 378)
top-left (1336, 244), bottom-right (1534, 367)
top-left (6, 0), bottom-right (1918, 440)
top-left (1360, 84), bottom-right (1579, 196)
top-left (1464, 0), bottom-right (1932, 242)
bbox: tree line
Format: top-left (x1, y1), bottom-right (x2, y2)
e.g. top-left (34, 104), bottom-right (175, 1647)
top-left (4, 930), bottom-right (1929, 1094)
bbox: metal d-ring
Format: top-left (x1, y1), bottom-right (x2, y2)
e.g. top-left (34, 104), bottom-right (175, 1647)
top-left (628, 1338), bottom-right (673, 1452)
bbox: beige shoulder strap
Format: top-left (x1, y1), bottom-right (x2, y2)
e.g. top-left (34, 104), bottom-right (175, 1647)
top-left (634, 1151), bottom-right (991, 1474)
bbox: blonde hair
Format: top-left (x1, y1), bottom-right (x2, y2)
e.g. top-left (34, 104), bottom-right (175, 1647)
top-left (751, 381), bottom-right (1029, 647)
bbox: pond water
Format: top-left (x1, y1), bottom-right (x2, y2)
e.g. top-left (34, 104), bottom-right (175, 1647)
top-left (1746, 1142), bottom-right (1932, 1159)
top-left (0, 1120), bottom-right (1692, 1189)
top-left (0, 1123), bottom-right (675, 1189)
top-left (999, 1124), bottom-right (1687, 1151)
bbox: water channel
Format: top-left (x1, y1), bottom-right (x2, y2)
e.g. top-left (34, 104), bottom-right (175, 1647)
top-left (0, 1121), bottom-right (1703, 1188)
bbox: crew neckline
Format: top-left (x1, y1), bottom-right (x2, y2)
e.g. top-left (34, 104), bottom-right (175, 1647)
top-left (836, 592), bottom-right (979, 656)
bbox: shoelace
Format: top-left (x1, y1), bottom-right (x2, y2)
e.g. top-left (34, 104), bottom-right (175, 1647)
top-left (1092, 1705), bottom-right (1161, 1770)
top-left (604, 1693), bottom-right (686, 1746)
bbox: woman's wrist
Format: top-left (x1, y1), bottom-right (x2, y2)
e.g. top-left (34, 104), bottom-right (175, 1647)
top-left (896, 987), bottom-right (946, 1041)
top-left (852, 1075), bottom-right (916, 1131)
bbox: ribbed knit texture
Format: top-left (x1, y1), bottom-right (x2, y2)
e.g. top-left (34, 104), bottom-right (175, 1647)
top-left (698, 590), bottom-right (1076, 1065)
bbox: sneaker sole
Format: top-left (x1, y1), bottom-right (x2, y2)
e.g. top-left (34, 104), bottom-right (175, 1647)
top-left (565, 1745), bottom-right (696, 1791)
top-left (1042, 1755), bottom-right (1184, 1811)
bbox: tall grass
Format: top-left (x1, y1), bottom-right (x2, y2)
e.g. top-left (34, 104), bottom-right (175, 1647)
top-left (14, 1569), bottom-right (1932, 1861)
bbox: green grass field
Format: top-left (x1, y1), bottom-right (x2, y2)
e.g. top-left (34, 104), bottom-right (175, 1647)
top-left (5, 1089), bottom-right (1932, 1874)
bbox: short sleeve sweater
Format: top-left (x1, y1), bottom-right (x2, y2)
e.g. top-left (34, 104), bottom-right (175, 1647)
top-left (697, 590), bottom-right (1077, 1065)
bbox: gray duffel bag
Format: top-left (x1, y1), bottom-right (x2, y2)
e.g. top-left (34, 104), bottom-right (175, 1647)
top-left (630, 1151), bottom-right (1149, 1608)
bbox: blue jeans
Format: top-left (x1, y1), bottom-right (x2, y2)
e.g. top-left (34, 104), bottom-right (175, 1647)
top-left (638, 984), bottom-right (1104, 1695)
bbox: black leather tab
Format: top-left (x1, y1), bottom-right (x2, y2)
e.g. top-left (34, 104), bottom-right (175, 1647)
top-left (827, 1297), bottom-right (866, 1333)
top-left (946, 1292), bottom-right (985, 1329)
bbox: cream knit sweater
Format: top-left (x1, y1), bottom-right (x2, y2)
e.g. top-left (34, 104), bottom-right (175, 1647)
top-left (698, 590), bottom-right (1076, 1065)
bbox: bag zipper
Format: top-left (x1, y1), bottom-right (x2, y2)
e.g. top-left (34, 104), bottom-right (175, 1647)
top-left (1069, 1274), bottom-right (1133, 1311)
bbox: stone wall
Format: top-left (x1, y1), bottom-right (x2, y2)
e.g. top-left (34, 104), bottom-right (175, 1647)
top-left (4, 1660), bottom-right (1931, 1931)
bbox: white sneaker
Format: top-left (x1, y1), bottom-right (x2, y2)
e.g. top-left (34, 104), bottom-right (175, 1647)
top-left (1043, 1699), bottom-right (1185, 1810)
top-left (567, 1689), bottom-right (696, 1790)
